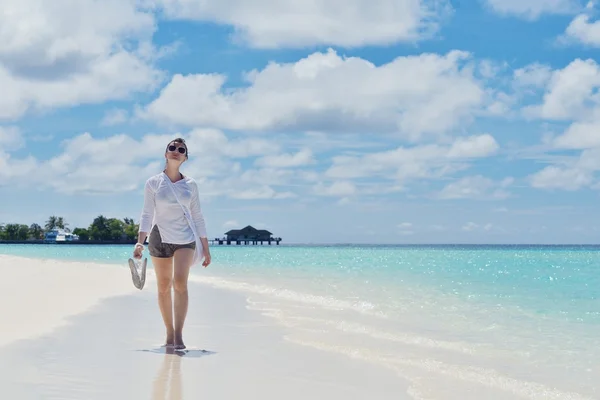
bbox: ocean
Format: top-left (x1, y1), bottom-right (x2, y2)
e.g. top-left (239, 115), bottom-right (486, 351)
top-left (1, 243), bottom-right (598, 399)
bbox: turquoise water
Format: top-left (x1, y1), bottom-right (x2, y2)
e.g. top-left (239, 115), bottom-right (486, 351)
top-left (1, 243), bottom-right (599, 397)
top-left (2, 243), bottom-right (597, 325)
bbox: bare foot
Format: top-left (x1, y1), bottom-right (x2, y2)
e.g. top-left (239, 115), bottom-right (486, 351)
top-left (163, 331), bottom-right (175, 347)
top-left (174, 334), bottom-right (185, 349)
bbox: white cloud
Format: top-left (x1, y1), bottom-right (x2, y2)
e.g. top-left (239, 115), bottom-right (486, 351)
top-left (437, 175), bottom-right (513, 199)
top-left (149, 0), bottom-right (451, 48)
top-left (361, 183), bottom-right (406, 195)
top-left (230, 186), bottom-right (296, 200)
top-left (0, 152), bottom-right (38, 183)
top-left (484, 91), bottom-right (516, 116)
top-left (521, 52), bottom-right (600, 191)
top-left (397, 222), bottom-right (414, 235)
top-left (462, 221), bottom-right (479, 231)
top-left (0, 128), bottom-right (316, 202)
top-left (291, 131), bottom-right (385, 152)
top-left (563, 13), bottom-right (600, 47)
top-left (325, 134), bottom-right (499, 181)
top-left (184, 174), bottom-right (298, 200)
top-left (28, 132), bottom-right (168, 193)
top-left (223, 220), bottom-right (239, 229)
top-left (0, 0), bottom-right (154, 71)
top-left (527, 112), bottom-right (600, 190)
top-left (522, 58), bottom-right (600, 121)
top-left (477, 60), bottom-right (502, 79)
top-left (45, 160), bottom-right (161, 195)
top-left (563, 146), bottom-right (600, 170)
top-left (0, 0), bottom-right (165, 121)
top-left (0, 126), bottom-right (22, 148)
top-left (552, 117), bottom-right (600, 149)
top-left (529, 165), bottom-right (594, 190)
top-left (140, 49), bottom-right (486, 140)
top-left (154, 130), bottom-right (299, 199)
top-left (47, 132), bottom-right (160, 168)
top-left (483, 0), bottom-right (581, 19)
top-left (30, 134), bottom-right (54, 143)
top-left (528, 145), bottom-right (600, 190)
top-left (102, 109), bottom-right (129, 126)
top-left (460, 221), bottom-right (496, 232)
top-left (313, 181), bottom-right (357, 197)
top-left (239, 168), bottom-right (295, 186)
top-left (430, 224), bottom-right (447, 231)
top-left (0, 130), bottom-right (290, 196)
top-left (513, 63), bottom-right (553, 88)
top-left (255, 148), bottom-right (315, 168)
top-left (298, 171), bottom-right (321, 183)
top-left (184, 128), bottom-right (281, 159)
top-left (0, 126), bottom-right (41, 183)
top-left (0, 126), bottom-right (38, 185)
top-left (447, 134), bottom-right (500, 158)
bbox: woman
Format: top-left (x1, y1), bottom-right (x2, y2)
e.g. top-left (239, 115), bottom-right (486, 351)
top-left (133, 137), bottom-right (211, 349)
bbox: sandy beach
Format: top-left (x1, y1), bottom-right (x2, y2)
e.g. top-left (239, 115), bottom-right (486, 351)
top-left (0, 255), bottom-right (409, 399)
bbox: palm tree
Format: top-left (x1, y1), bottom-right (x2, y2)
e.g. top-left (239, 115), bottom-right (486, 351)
top-left (45, 216), bottom-right (58, 231)
top-left (56, 217), bottom-right (68, 230)
top-left (45, 216), bottom-right (68, 231)
top-left (29, 223), bottom-right (43, 239)
top-left (90, 215), bottom-right (111, 240)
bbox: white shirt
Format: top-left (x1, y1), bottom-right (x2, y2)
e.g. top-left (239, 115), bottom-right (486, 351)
top-left (138, 172), bottom-right (208, 244)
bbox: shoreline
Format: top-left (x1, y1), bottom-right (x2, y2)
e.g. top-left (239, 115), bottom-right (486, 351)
top-left (0, 240), bottom-right (137, 245)
top-left (3, 241), bottom-right (600, 247)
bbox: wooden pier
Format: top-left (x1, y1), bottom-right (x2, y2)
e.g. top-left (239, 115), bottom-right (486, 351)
top-left (210, 225), bottom-right (282, 245)
top-left (209, 238), bottom-right (282, 245)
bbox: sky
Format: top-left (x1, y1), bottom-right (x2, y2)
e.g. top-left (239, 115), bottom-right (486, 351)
top-left (1, 0), bottom-right (600, 244)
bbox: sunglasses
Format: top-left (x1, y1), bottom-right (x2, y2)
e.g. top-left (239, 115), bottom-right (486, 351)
top-left (168, 145), bottom-right (187, 154)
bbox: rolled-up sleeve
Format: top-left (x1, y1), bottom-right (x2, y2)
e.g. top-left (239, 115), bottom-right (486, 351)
top-left (189, 181), bottom-right (208, 238)
top-left (138, 179), bottom-right (155, 233)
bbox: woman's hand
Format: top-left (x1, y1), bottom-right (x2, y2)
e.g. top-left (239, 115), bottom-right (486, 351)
top-left (133, 243), bottom-right (144, 259)
top-left (202, 249), bottom-right (211, 267)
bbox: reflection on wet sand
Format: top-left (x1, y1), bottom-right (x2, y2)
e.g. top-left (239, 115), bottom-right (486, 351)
top-left (152, 348), bottom-right (183, 400)
top-left (149, 347), bottom-right (216, 400)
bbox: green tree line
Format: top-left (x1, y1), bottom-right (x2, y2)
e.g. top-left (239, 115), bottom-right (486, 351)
top-left (0, 215), bottom-right (139, 242)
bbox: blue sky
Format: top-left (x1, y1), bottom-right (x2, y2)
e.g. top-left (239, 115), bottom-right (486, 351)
top-left (2, 0), bottom-right (600, 244)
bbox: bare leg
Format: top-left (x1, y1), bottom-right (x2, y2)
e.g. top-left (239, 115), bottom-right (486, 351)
top-left (152, 256), bottom-right (175, 346)
top-left (172, 248), bottom-right (194, 349)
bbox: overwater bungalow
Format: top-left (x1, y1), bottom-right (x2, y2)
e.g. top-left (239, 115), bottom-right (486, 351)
top-left (210, 225), bottom-right (282, 245)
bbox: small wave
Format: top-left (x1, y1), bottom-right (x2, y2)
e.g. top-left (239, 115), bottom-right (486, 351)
top-left (286, 338), bottom-right (595, 400)
top-left (246, 298), bottom-right (478, 355)
top-left (330, 320), bottom-right (478, 355)
top-left (242, 293), bottom-right (595, 399)
top-left (188, 275), bottom-right (388, 318)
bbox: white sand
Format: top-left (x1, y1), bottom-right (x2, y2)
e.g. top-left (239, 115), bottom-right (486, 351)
top-left (0, 255), bottom-right (411, 399)
top-left (0, 254), bottom-right (138, 348)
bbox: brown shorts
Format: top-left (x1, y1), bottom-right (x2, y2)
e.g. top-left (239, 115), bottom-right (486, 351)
top-left (148, 225), bottom-right (195, 258)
